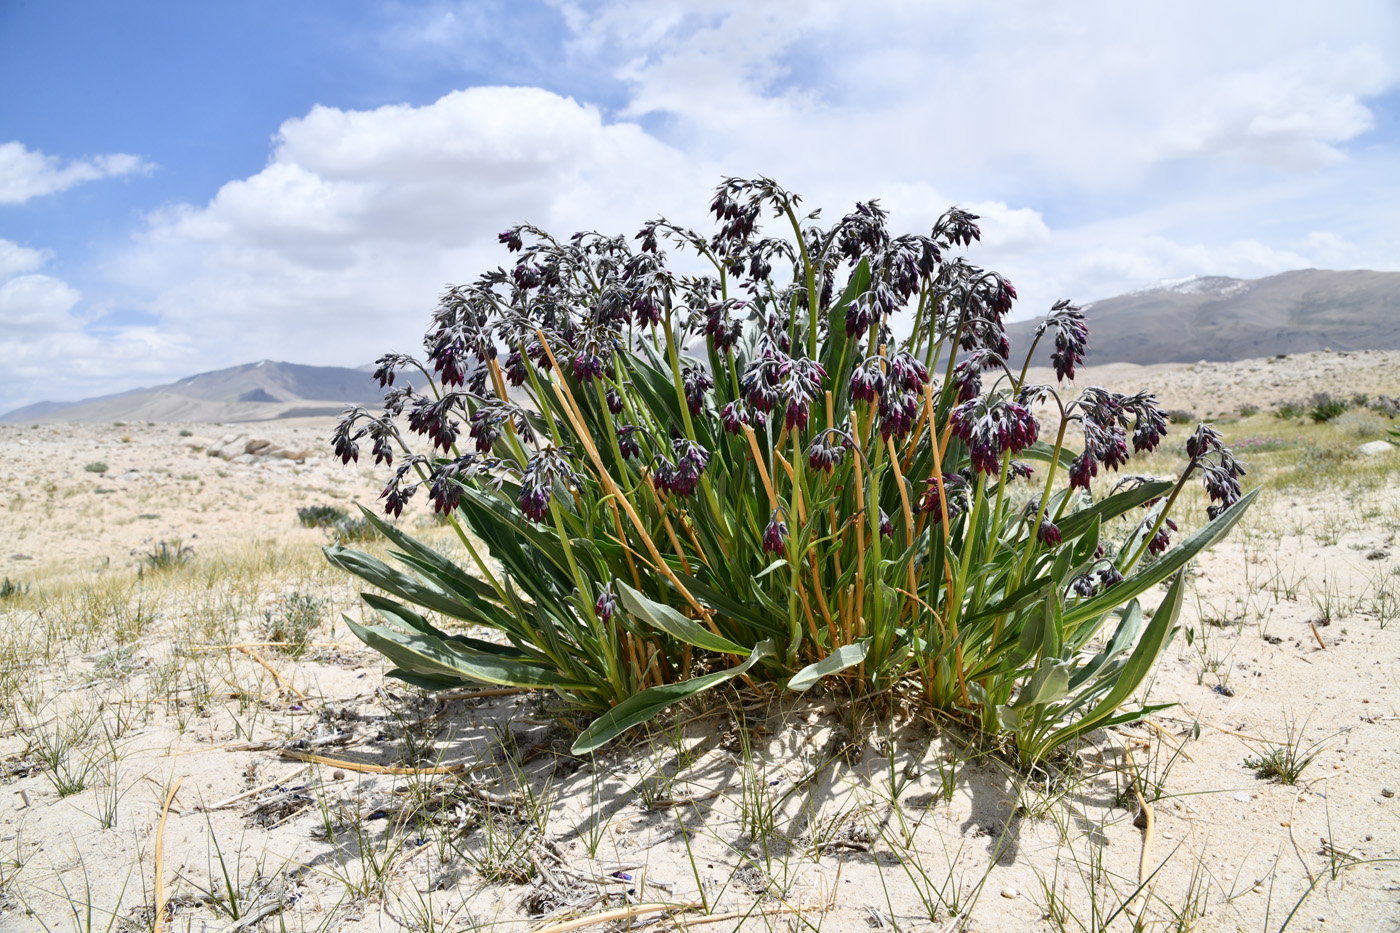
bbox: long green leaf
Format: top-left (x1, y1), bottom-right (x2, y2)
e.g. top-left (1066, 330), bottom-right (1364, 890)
top-left (787, 641), bottom-right (869, 692)
top-left (325, 546), bottom-right (483, 624)
top-left (355, 505), bottom-right (500, 603)
top-left (1040, 569), bottom-right (1186, 751)
top-left (360, 593), bottom-right (532, 659)
top-left (617, 582), bottom-right (748, 656)
top-left (571, 640), bottom-right (775, 754)
top-left (344, 617), bottom-right (578, 690)
top-left (1067, 600), bottom-right (1142, 690)
top-left (1061, 487), bottom-right (1258, 631)
top-left (1012, 659), bottom-right (1071, 709)
top-left (1056, 480), bottom-right (1174, 541)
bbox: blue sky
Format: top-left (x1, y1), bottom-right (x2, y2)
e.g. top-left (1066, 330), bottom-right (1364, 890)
top-left (2, 1), bottom-right (1398, 413)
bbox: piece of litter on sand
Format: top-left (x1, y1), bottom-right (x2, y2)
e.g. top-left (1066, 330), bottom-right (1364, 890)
top-left (1234, 792), bottom-right (1252, 802)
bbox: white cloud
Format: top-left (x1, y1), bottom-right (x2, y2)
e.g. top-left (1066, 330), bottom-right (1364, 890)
top-left (0, 239), bottom-right (195, 414)
top-left (0, 141), bottom-right (154, 205)
top-left (551, 0), bottom-right (1398, 189)
top-left (0, 239), bottom-right (48, 280)
top-left (57, 0), bottom-right (1398, 407)
top-left (0, 274), bottom-right (82, 332)
top-left (115, 87), bottom-right (707, 371)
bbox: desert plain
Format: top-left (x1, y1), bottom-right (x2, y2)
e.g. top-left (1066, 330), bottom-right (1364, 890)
top-left (0, 349), bottom-right (1398, 932)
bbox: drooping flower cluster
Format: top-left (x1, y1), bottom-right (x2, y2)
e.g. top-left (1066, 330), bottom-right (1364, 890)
top-left (681, 363), bottom-right (714, 417)
top-left (806, 431), bottom-right (847, 474)
top-left (919, 473), bottom-right (970, 524)
top-left (762, 513), bottom-right (789, 554)
top-left (1038, 300), bottom-right (1089, 382)
top-left (949, 398), bottom-right (1039, 475)
top-left (1066, 388), bottom-right (1169, 490)
top-left (738, 347), bottom-right (826, 433)
top-left (468, 400), bottom-right (533, 453)
top-left (595, 584), bottom-right (618, 623)
top-left (1185, 424), bottom-right (1247, 518)
top-left (654, 439), bottom-right (710, 499)
top-left (1146, 517), bottom-right (1179, 556)
top-left (617, 425), bottom-right (643, 461)
top-left (519, 448), bottom-right (580, 524)
top-left (1070, 562), bottom-right (1124, 598)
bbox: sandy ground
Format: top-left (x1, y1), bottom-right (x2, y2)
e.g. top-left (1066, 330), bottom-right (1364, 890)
top-left (0, 419), bottom-right (385, 581)
top-left (0, 355), bottom-right (1398, 932)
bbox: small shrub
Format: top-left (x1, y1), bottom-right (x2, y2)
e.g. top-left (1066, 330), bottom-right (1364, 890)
top-left (1332, 409), bottom-right (1388, 439)
top-left (1274, 400), bottom-right (1306, 419)
top-left (1307, 392), bottom-right (1350, 423)
top-left (1299, 443), bottom-right (1358, 468)
top-left (178, 428), bottom-right (194, 437)
top-left (140, 540), bottom-right (193, 572)
top-left (297, 504), bottom-right (348, 528)
top-left (0, 578), bottom-right (28, 600)
top-left (297, 504), bottom-right (376, 541)
top-left (1237, 404), bottom-right (1258, 418)
top-left (1165, 409), bottom-right (1196, 425)
top-left (1229, 436), bottom-right (1294, 454)
top-left (261, 591), bottom-right (326, 657)
top-left (1369, 395), bottom-right (1400, 419)
top-left (331, 516), bottom-right (378, 542)
top-left (83, 461), bottom-right (109, 474)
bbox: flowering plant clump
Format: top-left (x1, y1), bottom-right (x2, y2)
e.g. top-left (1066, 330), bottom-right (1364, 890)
top-left (327, 178), bottom-right (1254, 760)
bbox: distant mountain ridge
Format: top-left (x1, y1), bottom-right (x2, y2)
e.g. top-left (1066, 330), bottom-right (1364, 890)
top-left (8, 269), bottom-right (1398, 422)
top-left (1, 360), bottom-right (384, 423)
top-left (1006, 269), bottom-right (1400, 367)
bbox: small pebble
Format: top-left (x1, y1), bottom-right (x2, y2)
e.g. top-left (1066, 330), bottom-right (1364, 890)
top-left (1000, 887), bottom-right (1019, 899)
top-left (1383, 787), bottom-right (1396, 798)
top-left (333, 770), bottom-right (346, 781)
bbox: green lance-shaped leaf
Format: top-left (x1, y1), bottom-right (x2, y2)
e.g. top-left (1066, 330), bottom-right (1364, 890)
top-left (787, 641), bottom-right (870, 692)
top-left (616, 582), bottom-right (748, 656)
top-left (1061, 487), bottom-right (1258, 632)
top-left (1011, 658), bottom-right (1072, 710)
top-left (353, 505), bottom-right (500, 603)
top-left (325, 545), bottom-right (483, 625)
top-left (572, 640), bottom-right (776, 754)
top-left (1055, 479), bottom-right (1174, 542)
top-left (360, 593), bottom-right (532, 659)
top-left (1067, 600), bottom-right (1142, 691)
top-left (344, 617), bottom-right (581, 690)
top-left (1036, 567), bottom-right (1188, 753)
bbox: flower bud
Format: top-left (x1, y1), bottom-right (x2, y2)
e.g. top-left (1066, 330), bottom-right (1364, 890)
top-left (762, 515), bottom-right (789, 554)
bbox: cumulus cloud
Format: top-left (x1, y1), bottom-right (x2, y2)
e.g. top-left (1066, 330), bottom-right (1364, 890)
top-left (0, 238), bottom-right (193, 414)
top-left (0, 274), bottom-right (82, 332)
top-left (556, 0), bottom-right (1398, 188)
top-left (0, 141), bottom-right (154, 204)
top-left (80, 0), bottom-right (1399, 399)
top-left (117, 87), bottom-right (707, 368)
top-left (0, 239), bottom-right (48, 280)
